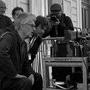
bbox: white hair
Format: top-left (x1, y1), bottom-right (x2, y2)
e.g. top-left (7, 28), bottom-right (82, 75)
top-left (15, 12), bottom-right (36, 31)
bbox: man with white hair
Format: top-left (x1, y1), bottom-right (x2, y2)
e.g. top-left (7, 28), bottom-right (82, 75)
top-left (15, 12), bottom-right (43, 90)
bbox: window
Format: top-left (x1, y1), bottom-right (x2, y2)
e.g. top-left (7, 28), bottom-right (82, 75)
top-left (16, 0), bottom-right (30, 12)
top-left (82, 4), bottom-right (89, 29)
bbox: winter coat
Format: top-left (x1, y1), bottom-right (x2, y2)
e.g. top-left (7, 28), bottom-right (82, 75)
top-left (49, 13), bottom-right (74, 37)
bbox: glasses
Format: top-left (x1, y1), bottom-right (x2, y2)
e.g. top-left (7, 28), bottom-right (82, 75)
top-left (21, 23), bottom-right (35, 27)
top-left (21, 23), bottom-right (36, 32)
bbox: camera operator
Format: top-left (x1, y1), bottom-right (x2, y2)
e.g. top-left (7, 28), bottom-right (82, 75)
top-left (47, 3), bottom-right (77, 89)
top-left (47, 3), bottom-right (74, 57)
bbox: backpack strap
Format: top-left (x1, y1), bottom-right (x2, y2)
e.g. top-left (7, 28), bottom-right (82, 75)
top-left (0, 32), bottom-right (12, 39)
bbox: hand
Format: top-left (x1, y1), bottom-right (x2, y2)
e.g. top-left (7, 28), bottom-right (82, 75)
top-left (15, 74), bottom-right (27, 78)
top-left (28, 74), bottom-right (34, 85)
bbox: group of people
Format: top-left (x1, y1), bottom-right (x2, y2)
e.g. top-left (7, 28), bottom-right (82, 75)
top-left (0, 0), bottom-right (76, 90)
top-left (0, 1), bottom-right (45, 90)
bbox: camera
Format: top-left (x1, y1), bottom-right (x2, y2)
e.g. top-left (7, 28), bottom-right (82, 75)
top-left (50, 15), bottom-right (59, 22)
top-left (48, 14), bottom-right (60, 25)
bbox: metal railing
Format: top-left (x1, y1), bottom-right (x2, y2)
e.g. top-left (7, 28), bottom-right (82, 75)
top-left (32, 37), bottom-right (73, 77)
top-left (32, 27), bottom-right (90, 77)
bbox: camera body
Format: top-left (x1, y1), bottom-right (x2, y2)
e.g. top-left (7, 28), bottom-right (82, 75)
top-left (50, 15), bottom-right (59, 22)
top-left (48, 14), bottom-right (60, 25)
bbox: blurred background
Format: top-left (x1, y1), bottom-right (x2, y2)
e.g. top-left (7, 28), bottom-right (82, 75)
top-left (2, 0), bottom-right (90, 32)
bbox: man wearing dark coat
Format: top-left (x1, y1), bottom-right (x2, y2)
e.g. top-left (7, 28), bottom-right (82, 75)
top-left (48, 3), bottom-right (74, 57)
top-left (47, 3), bottom-right (77, 88)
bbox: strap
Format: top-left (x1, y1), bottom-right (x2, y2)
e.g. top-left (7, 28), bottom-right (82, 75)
top-left (0, 32), bottom-right (11, 39)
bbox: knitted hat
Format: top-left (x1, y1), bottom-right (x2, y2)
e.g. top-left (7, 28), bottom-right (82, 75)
top-left (50, 3), bottom-right (62, 12)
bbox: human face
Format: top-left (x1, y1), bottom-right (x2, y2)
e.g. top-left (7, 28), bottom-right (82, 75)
top-left (20, 23), bottom-right (36, 40)
top-left (36, 24), bottom-right (45, 37)
top-left (51, 10), bottom-right (62, 18)
top-left (14, 10), bottom-right (23, 20)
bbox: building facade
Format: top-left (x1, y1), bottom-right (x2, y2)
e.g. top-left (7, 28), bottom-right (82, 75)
top-left (2, 0), bottom-right (90, 30)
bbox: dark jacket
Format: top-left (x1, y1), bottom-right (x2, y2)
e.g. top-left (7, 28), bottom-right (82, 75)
top-left (0, 15), bottom-right (13, 29)
top-left (49, 13), bottom-right (74, 37)
top-left (0, 29), bottom-right (34, 80)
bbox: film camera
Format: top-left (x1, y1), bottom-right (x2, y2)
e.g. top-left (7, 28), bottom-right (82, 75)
top-left (50, 15), bottom-right (59, 22)
top-left (48, 14), bottom-right (60, 24)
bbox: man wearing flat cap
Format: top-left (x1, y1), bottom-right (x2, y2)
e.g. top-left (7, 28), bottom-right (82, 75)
top-left (49, 3), bottom-right (74, 39)
top-left (47, 3), bottom-right (77, 89)
top-left (0, 0), bottom-right (13, 30)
